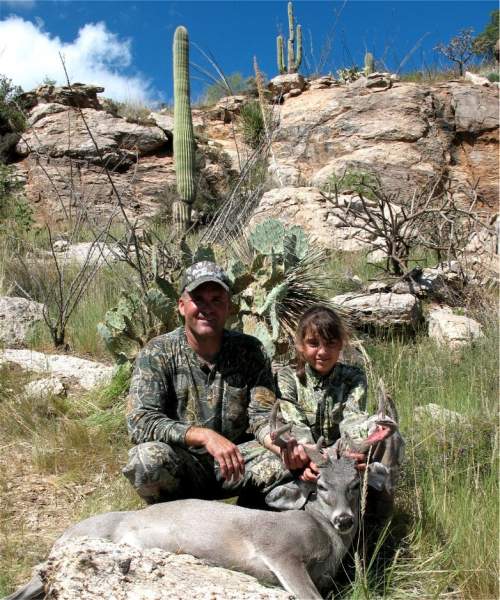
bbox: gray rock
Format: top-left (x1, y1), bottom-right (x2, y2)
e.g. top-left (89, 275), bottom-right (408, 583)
top-left (38, 538), bottom-right (290, 600)
top-left (332, 292), bottom-right (422, 328)
top-left (0, 349), bottom-right (112, 390)
top-left (148, 111), bottom-right (174, 133)
top-left (17, 108), bottom-right (169, 166)
top-left (427, 307), bottom-right (483, 350)
top-left (464, 71), bottom-right (491, 87)
top-left (450, 84), bottom-right (498, 133)
top-left (0, 297), bottom-right (45, 348)
top-left (28, 102), bottom-right (66, 126)
top-left (268, 73), bottom-right (306, 96)
top-left (24, 377), bottom-right (66, 398)
top-left (414, 403), bottom-right (468, 426)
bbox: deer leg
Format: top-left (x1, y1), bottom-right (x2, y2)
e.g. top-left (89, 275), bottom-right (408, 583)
top-left (263, 557), bottom-right (323, 600)
top-left (3, 575), bottom-right (44, 600)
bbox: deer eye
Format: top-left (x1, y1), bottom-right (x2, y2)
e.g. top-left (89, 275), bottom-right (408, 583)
top-left (348, 480), bottom-right (360, 494)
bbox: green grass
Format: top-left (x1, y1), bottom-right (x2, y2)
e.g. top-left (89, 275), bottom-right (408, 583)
top-left (0, 222), bottom-right (497, 599)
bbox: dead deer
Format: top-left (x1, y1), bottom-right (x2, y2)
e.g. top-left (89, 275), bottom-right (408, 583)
top-left (5, 384), bottom-right (402, 600)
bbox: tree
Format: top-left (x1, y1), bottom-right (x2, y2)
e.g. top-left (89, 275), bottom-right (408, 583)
top-left (473, 9), bottom-right (499, 60)
top-left (434, 28), bottom-right (475, 76)
top-left (202, 72), bottom-right (248, 105)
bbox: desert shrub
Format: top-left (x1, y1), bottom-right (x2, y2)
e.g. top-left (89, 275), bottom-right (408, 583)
top-left (0, 75), bottom-right (25, 134)
top-left (201, 72), bottom-right (249, 105)
top-left (323, 169), bottom-right (377, 200)
top-left (487, 71), bottom-right (500, 82)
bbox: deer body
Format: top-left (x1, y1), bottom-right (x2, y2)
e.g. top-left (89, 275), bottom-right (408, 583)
top-left (5, 457), bottom-right (360, 600)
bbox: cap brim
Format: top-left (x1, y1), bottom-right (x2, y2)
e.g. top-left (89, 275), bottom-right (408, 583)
top-left (184, 276), bottom-right (230, 294)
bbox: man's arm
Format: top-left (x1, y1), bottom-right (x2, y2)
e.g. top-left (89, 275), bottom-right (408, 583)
top-left (126, 340), bottom-right (191, 447)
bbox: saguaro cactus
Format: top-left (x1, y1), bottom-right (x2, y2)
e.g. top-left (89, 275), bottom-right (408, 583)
top-left (276, 1), bottom-right (302, 74)
top-left (364, 51), bottom-right (375, 76)
top-left (173, 25), bottom-right (196, 232)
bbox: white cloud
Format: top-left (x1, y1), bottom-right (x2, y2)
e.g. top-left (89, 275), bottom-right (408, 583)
top-left (0, 16), bottom-right (154, 102)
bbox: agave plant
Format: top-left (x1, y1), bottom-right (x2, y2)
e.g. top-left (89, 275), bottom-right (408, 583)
top-left (226, 219), bottom-right (332, 360)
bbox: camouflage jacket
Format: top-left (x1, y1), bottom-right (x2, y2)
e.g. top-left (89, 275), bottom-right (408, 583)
top-left (126, 327), bottom-right (276, 448)
top-left (276, 363), bottom-right (369, 446)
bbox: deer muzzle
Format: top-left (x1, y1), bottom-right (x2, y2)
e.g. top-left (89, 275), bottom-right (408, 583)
top-left (332, 512), bottom-right (355, 535)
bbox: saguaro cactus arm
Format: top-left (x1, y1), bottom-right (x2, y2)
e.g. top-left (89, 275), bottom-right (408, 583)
top-left (277, 35), bottom-right (286, 74)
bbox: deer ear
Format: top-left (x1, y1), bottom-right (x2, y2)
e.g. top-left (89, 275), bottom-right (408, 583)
top-left (265, 480), bottom-right (315, 511)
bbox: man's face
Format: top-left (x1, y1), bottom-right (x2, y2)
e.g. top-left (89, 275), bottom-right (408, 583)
top-left (178, 282), bottom-right (230, 340)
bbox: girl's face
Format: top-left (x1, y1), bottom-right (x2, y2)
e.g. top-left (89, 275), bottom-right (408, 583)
top-left (298, 330), bottom-right (343, 376)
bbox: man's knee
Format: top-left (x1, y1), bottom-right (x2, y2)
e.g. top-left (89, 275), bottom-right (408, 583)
top-left (122, 441), bottom-right (181, 503)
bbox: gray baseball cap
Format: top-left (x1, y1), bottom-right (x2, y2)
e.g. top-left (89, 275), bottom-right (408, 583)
top-left (181, 261), bottom-right (231, 294)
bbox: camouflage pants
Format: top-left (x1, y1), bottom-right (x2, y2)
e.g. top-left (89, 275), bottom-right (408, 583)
top-left (123, 440), bottom-right (292, 505)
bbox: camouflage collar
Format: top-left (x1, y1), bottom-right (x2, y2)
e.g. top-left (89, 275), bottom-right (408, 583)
top-left (304, 363), bottom-right (340, 389)
top-left (180, 326), bottom-right (228, 368)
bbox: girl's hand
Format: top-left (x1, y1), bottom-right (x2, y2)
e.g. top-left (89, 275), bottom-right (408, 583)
top-left (280, 439), bottom-right (310, 471)
top-left (299, 461), bottom-right (320, 482)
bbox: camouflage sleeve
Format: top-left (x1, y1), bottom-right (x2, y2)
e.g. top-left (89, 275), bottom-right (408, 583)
top-left (277, 367), bottom-right (315, 444)
top-left (246, 342), bottom-right (278, 445)
top-left (126, 342), bottom-right (190, 447)
top-left (338, 365), bottom-right (370, 443)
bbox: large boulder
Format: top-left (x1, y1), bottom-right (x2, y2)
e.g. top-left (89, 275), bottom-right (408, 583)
top-left (332, 292), bottom-right (422, 328)
top-left (428, 307), bottom-right (483, 350)
top-left (0, 349), bottom-right (112, 390)
top-left (37, 538), bottom-right (290, 599)
top-left (0, 297), bottom-right (45, 348)
top-left (268, 73), bottom-right (306, 97)
top-left (17, 108), bottom-right (168, 166)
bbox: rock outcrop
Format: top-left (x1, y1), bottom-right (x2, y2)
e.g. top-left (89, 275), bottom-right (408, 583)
top-left (0, 349), bottom-right (112, 390)
top-left (332, 292), bottom-right (422, 328)
top-left (268, 81), bottom-right (498, 205)
top-left (11, 84), bottom-right (234, 224)
top-left (0, 296), bottom-right (45, 348)
top-left (37, 538), bottom-right (290, 600)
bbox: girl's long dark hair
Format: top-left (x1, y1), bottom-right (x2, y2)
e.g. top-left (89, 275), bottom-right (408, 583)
top-left (295, 305), bottom-right (349, 381)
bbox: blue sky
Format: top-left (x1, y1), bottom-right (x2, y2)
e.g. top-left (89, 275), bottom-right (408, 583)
top-left (0, 1), bottom-right (496, 104)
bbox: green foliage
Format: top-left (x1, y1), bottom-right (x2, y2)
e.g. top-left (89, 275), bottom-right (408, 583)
top-left (0, 164), bottom-right (33, 233)
top-left (337, 66), bottom-right (362, 83)
top-left (323, 169), bottom-right (377, 200)
top-left (228, 219), bottom-right (329, 359)
top-left (239, 100), bottom-right (266, 149)
top-left (276, 1), bottom-right (302, 75)
top-left (473, 9), bottom-right (499, 59)
top-left (487, 71), bottom-right (500, 82)
top-left (0, 75), bottom-right (25, 134)
top-left (173, 25), bottom-right (196, 232)
top-left (97, 281), bottom-right (179, 364)
top-left (202, 72), bottom-right (249, 105)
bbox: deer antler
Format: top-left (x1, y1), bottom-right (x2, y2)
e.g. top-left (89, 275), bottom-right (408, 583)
top-left (270, 401), bottom-right (293, 449)
top-left (303, 436), bottom-right (330, 466)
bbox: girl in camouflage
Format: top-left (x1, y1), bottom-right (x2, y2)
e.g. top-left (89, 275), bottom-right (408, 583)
top-left (276, 305), bottom-right (369, 481)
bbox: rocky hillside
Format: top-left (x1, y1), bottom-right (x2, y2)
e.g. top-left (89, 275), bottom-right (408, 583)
top-left (4, 74), bottom-right (498, 227)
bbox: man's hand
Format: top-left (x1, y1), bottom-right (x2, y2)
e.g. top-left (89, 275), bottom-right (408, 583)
top-left (299, 461), bottom-right (320, 482)
top-left (280, 438), bottom-right (310, 472)
top-left (186, 427), bottom-right (245, 482)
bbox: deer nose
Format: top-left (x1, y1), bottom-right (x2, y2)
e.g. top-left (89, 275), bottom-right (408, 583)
top-left (333, 513), bottom-right (354, 533)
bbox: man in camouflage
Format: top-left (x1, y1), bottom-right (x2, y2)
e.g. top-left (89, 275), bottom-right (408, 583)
top-left (123, 261), bottom-right (290, 505)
